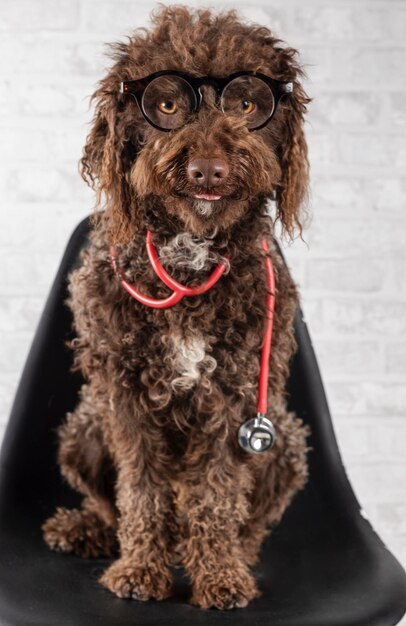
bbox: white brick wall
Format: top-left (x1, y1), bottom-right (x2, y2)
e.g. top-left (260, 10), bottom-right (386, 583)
top-left (0, 0), bottom-right (405, 617)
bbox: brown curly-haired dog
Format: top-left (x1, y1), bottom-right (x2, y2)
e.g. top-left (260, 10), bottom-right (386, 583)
top-left (42, 4), bottom-right (311, 610)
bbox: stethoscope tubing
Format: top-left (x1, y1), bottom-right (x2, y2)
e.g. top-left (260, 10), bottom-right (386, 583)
top-left (111, 231), bottom-right (275, 418)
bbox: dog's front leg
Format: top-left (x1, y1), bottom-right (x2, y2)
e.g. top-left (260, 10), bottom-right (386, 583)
top-left (181, 446), bottom-right (261, 610)
top-left (99, 409), bottom-right (174, 602)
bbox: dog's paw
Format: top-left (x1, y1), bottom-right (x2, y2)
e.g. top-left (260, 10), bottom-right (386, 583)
top-left (42, 507), bottom-right (118, 558)
top-left (99, 558), bottom-right (173, 601)
top-left (190, 568), bottom-right (261, 610)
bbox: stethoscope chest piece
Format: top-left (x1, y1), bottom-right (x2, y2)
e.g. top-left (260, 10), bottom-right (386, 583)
top-left (238, 414), bottom-right (276, 454)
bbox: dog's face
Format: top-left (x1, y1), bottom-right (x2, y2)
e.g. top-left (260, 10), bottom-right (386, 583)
top-left (81, 6), bottom-right (311, 242)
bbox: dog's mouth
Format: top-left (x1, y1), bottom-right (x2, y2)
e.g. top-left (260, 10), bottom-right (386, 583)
top-left (191, 193), bottom-right (222, 216)
top-left (174, 187), bottom-right (246, 207)
top-left (162, 184), bottom-right (251, 230)
top-left (179, 188), bottom-right (249, 221)
top-left (193, 193), bottom-right (222, 201)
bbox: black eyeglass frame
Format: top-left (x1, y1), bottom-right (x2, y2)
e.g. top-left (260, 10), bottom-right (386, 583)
top-left (120, 69), bottom-right (293, 132)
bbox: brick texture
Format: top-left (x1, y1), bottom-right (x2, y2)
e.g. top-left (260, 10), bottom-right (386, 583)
top-left (0, 0), bottom-right (405, 617)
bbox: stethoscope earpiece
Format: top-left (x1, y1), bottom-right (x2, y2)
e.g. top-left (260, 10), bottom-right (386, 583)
top-left (238, 414), bottom-right (276, 454)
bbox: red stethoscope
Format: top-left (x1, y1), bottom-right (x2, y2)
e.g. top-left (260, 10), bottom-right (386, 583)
top-left (111, 231), bottom-right (276, 454)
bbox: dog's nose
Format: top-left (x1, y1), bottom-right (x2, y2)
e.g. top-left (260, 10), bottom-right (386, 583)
top-left (187, 157), bottom-right (229, 188)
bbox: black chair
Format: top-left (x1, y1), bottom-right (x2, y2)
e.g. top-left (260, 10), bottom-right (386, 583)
top-left (1, 216), bottom-right (405, 626)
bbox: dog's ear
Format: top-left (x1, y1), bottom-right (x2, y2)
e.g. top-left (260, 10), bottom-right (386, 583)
top-left (274, 68), bottom-right (311, 239)
top-left (80, 77), bottom-right (141, 244)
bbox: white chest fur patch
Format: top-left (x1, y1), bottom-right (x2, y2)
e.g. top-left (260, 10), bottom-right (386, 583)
top-left (169, 330), bottom-right (217, 391)
top-left (158, 231), bottom-right (230, 273)
top-left (159, 231), bottom-right (222, 391)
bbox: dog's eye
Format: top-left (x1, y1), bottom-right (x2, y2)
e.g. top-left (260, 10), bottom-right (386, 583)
top-left (242, 100), bottom-right (256, 114)
top-left (158, 100), bottom-right (178, 114)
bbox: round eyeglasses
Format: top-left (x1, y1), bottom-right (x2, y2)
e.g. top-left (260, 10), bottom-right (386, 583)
top-left (120, 70), bottom-right (293, 132)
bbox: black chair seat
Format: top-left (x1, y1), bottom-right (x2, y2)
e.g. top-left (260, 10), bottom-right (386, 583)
top-left (1, 217), bottom-right (405, 626)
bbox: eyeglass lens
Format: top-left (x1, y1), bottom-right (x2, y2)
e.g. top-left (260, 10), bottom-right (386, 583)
top-left (220, 76), bottom-right (275, 129)
top-left (141, 74), bottom-right (275, 130)
top-left (142, 76), bottom-right (197, 130)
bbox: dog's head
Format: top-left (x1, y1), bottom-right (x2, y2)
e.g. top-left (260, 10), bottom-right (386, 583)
top-left (81, 5), bottom-right (311, 242)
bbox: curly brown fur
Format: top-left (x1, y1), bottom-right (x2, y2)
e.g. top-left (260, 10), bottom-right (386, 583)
top-left (42, 4), bottom-right (311, 610)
